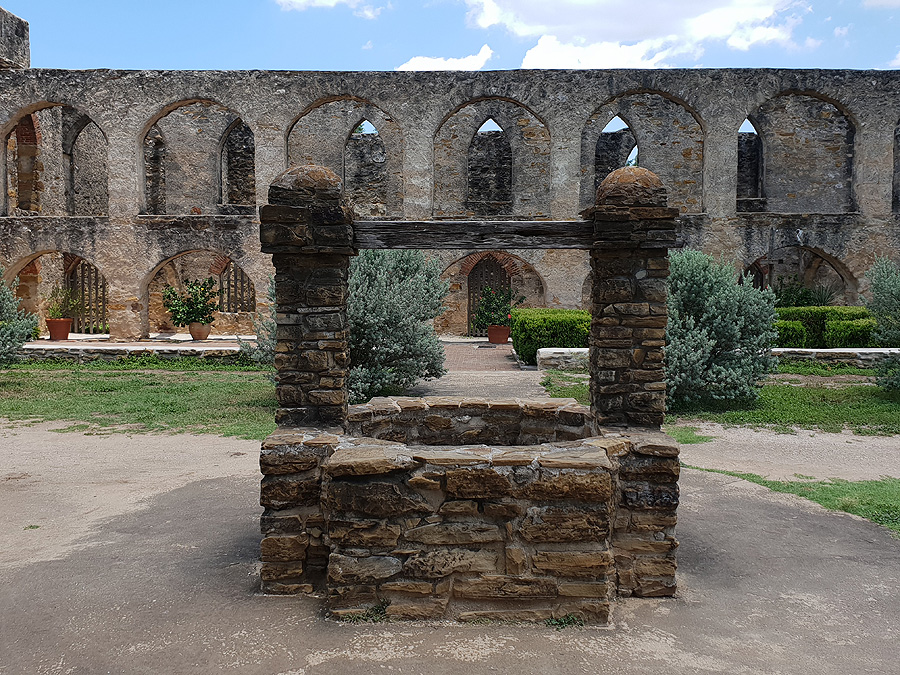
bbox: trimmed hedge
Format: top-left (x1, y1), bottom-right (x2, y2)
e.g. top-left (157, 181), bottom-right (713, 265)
top-left (823, 318), bottom-right (877, 349)
top-left (775, 306), bottom-right (871, 348)
top-left (774, 320), bottom-right (806, 348)
top-left (510, 308), bottom-right (590, 365)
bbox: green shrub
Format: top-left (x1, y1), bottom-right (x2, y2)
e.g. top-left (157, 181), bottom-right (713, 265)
top-left (865, 258), bottom-right (900, 347)
top-left (348, 250), bottom-right (449, 403)
top-left (775, 306), bottom-right (870, 348)
top-left (823, 318), bottom-right (877, 348)
top-left (510, 308), bottom-right (590, 366)
top-left (774, 320), bottom-right (806, 348)
top-left (162, 277), bottom-right (218, 326)
top-left (666, 250), bottom-right (777, 407)
top-left (471, 285), bottom-right (524, 330)
top-left (0, 268), bottom-right (38, 366)
top-left (875, 355), bottom-right (900, 391)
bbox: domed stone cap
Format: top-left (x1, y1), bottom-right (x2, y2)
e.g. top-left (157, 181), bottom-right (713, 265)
top-left (269, 165), bottom-right (343, 206)
top-left (596, 167), bottom-right (668, 207)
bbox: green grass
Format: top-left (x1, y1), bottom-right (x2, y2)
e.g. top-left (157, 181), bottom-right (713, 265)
top-left (776, 360), bottom-right (873, 377)
top-left (686, 466), bottom-right (900, 535)
top-left (540, 370), bottom-right (589, 402)
top-left (0, 369), bottom-right (277, 440)
top-left (663, 425), bottom-right (715, 444)
top-left (672, 385), bottom-right (900, 436)
top-left (11, 353), bottom-right (271, 372)
top-left (545, 614), bottom-right (585, 630)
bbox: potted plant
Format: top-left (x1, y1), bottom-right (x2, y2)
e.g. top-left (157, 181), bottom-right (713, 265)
top-left (472, 285), bottom-right (524, 344)
top-left (44, 286), bottom-right (83, 341)
top-left (162, 277), bottom-right (219, 340)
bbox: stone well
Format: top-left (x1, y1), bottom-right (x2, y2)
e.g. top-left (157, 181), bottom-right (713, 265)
top-left (257, 165), bottom-right (680, 624)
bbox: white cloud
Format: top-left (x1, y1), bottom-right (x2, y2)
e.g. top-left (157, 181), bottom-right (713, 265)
top-left (891, 50), bottom-right (900, 67)
top-left (833, 25), bottom-right (850, 37)
top-left (361, 40), bottom-right (373, 50)
top-left (276, 0), bottom-right (384, 19)
top-left (395, 44), bottom-right (494, 71)
top-left (462, 0), bottom-right (810, 68)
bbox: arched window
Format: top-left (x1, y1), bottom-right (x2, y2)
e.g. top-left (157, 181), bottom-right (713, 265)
top-left (344, 118), bottom-right (388, 217)
top-left (595, 116), bottom-right (637, 190)
top-left (143, 126), bottom-right (166, 214)
top-left (221, 120), bottom-right (256, 206)
top-left (737, 118), bottom-right (764, 212)
top-left (466, 118), bottom-right (512, 216)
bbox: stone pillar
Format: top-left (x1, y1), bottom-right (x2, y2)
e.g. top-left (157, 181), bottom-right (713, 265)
top-left (586, 167), bottom-right (678, 428)
top-left (259, 165), bottom-right (355, 428)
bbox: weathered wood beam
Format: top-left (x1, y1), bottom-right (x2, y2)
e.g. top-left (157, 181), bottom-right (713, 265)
top-left (353, 220), bottom-right (595, 250)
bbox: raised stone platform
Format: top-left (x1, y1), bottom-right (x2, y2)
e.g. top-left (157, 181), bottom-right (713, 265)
top-left (259, 397), bottom-right (679, 624)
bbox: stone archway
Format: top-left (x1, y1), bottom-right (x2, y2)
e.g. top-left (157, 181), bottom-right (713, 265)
top-left (746, 245), bottom-right (859, 305)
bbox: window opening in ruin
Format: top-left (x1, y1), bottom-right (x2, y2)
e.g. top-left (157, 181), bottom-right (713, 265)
top-left (218, 261), bottom-right (256, 313)
top-left (595, 116), bottom-right (637, 190)
top-left (221, 120), bottom-right (256, 206)
top-left (345, 118), bottom-right (388, 218)
top-left (7, 114), bottom-right (40, 214)
top-left (63, 113), bottom-right (109, 217)
top-left (736, 118), bottom-right (764, 212)
top-left (466, 118), bottom-right (512, 216)
top-left (748, 245), bottom-right (856, 305)
top-left (467, 255), bottom-right (511, 336)
top-left (893, 121), bottom-right (900, 214)
top-left (64, 255), bottom-right (109, 334)
top-left (143, 126), bottom-right (167, 215)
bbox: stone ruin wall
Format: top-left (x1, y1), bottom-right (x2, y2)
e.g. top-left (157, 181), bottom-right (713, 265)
top-left (0, 6), bottom-right (899, 337)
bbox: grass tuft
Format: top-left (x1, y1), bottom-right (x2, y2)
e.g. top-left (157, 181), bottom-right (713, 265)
top-left (546, 614), bottom-right (585, 630)
top-left (664, 425), bottom-right (715, 444)
top-left (336, 599), bottom-right (390, 623)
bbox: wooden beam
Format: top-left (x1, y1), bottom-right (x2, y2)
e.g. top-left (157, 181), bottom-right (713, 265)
top-left (353, 220), bottom-right (595, 250)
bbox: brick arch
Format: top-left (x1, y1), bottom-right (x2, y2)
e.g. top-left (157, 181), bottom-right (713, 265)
top-left (435, 251), bottom-right (546, 335)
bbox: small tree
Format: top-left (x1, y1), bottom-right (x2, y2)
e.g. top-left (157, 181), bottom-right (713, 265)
top-left (162, 277), bottom-right (218, 327)
top-left (348, 250), bottom-right (448, 403)
top-left (865, 258), bottom-right (900, 390)
top-left (0, 268), bottom-right (38, 365)
top-left (666, 249), bottom-right (777, 407)
top-left (471, 285), bottom-right (524, 331)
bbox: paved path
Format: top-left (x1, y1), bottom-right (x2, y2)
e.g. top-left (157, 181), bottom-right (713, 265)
top-left (0, 428), bottom-right (897, 674)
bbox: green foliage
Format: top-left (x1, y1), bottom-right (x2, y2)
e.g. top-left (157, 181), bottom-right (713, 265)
top-left (774, 320), bottom-right (806, 348)
top-left (664, 425), bottom-right (714, 444)
top-left (773, 276), bottom-right (839, 308)
top-left (239, 277), bottom-right (276, 370)
top-left (471, 285), bottom-right (524, 330)
top-left (162, 277), bottom-right (218, 327)
top-left (44, 286), bottom-right (82, 319)
top-left (510, 308), bottom-right (590, 365)
top-left (545, 614), bottom-right (585, 630)
top-left (666, 250), bottom-right (777, 407)
top-left (823, 318), bottom-right (877, 348)
top-left (875, 355), bottom-right (900, 392)
top-left (348, 250), bottom-right (449, 403)
top-left (865, 257), bottom-right (900, 347)
top-left (777, 360), bottom-right (872, 376)
top-left (0, 269), bottom-right (38, 366)
top-left (13, 353), bottom-right (264, 372)
top-left (775, 306), bottom-right (871, 349)
top-left (540, 369), bottom-right (589, 403)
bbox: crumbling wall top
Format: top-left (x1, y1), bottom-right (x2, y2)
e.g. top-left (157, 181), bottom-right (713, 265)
top-left (0, 8), bottom-right (28, 70)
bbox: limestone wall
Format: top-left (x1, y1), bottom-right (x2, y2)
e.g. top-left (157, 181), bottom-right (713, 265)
top-left (0, 65), bottom-right (899, 337)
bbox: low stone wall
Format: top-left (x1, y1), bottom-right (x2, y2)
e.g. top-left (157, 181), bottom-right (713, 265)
top-left (259, 397), bottom-right (679, 624)
top-left (536, 348), bottom-right (589, 371)
top-left (20, 343), bottom-right (246, 363)
top-left (773, 347), bottom-right (900, 368)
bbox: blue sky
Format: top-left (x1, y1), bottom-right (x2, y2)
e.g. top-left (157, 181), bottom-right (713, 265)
top-left (8, 0), bottom-right (900, 71)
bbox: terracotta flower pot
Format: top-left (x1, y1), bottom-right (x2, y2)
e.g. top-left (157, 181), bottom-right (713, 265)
top-left (189, 322), bottom-right (212, 341)
top-left (487, 325), bottom-right (510, 344)
top-left (46, 318), bottom-right (73, 341)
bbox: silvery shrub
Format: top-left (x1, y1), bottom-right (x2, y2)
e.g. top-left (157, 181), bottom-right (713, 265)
top-left (0, 268), bottom-right (38, 365)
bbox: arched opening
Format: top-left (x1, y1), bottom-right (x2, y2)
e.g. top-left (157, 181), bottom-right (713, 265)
top-left (147, 251), bottom-right (256, 335)
top-left (5, 105), bottom-right (108, 216)
top-left (747, 245), bottom-right (858, 305)
top-left (893, 118), bottom-right (900, 214)
top-left (141, 101), bottom-right (255, 215)
top-left (344, 118), bottom-right (389, 218)
top-left (467, 254), bottom-right (511, 336)
top-left (221, 119), bottom-right (256, 207)
top-left (595, 116), bottom-right (637, 190)
top-left (736, 118), bottom-right (764, 212)
top-left (466, 118), bottom-right (512, 216)
top-left (749, 93), bottom-right (855, 213)
top-left (13, 251), bottom-right (109, 334)
top-left (288, 97), bottom-right (404, 218)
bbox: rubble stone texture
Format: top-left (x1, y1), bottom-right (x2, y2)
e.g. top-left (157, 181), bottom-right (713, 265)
top-left (256, 165), bottom-right (679, 624)
top-left (1, 7), bottom-right (898, 336)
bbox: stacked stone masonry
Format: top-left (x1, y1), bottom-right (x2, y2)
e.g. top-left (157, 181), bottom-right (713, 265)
top-left (259, 401), bottom-right (679, 624)
top-left (1, 7), bottom-right (899, 336)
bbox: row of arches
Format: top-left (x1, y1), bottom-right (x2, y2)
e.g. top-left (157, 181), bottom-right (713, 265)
top-left (4, 90), bottom-right (895, 219)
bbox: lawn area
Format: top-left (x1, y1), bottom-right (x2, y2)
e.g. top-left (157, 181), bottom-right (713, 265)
top-left (686, 467), bottom-right (900, 535)
top-left (0, 359), bottom-right (277, 440)
top-left (541, 368), bottom-right (900, 436)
